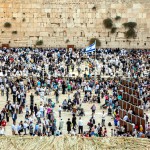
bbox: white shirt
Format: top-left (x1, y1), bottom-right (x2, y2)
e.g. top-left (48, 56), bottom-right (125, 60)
top-left (11, 124), bottom-right (17, 131)
top-left (23, 123), bottom-right (29, 128)
top-left (78, 119), bottom-right (83, 126)
top-left (39, 106), bottom-right (44, 111)
top-left (123, 115), bottom-right (128, 121)
top-left (101, 114), bottom-right (106, 120)
top-left (36, 111), bottom-right (41, 117)
top-left (58, 107), bottom-right (62, 112)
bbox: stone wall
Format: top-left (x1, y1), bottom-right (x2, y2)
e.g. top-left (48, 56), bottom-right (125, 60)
top-left (0, 0), bottom-right (150, 48)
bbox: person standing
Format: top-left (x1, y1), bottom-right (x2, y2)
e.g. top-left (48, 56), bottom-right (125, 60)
top-left (12, 112), bottom-right (17, 123)
top-left (62, 81), bottom-right (66, 94)
top-left (59, 118), bottom-right (64, 133)
top-left (101, 111), bottom-right (106, 127)
top-left (6, 110), bottom-right (9, 122)
top-left (39, 104), bottom-right (44, 118)
top-left (66, 118), bottom-right (71, 134)
top-left (78, 117), bottom-right (83, 134)
top-left (72, 114), bottom-right (77, 130)
top-left (1, 84), bottom-right (4, 96)
top-left (6, 87), bottom-right (9, 101)
top-left (30, 93), bottom-right (34, 106)
top-left (58, 105), bottom-right (62, 118)
top-left (55, 89), bottom-right (59, 103)
top-left (91, 104), bottom-right (96, 115)
top-left (34, 104), bottom-right (38, 115)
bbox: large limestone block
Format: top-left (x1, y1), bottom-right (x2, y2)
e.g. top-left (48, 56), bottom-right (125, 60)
top-left (118, 32), bottom-right (124, 38)
top-left (40, 32), bottom-right (49, 37)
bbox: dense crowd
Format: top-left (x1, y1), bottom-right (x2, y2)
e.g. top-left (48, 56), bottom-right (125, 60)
top-left (0, 47), bottom-right (149, 138)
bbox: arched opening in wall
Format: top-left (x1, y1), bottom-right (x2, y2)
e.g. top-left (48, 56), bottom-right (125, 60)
top-left (106, 41), bottom-right (107, 45)
top-left (47, 13), bottom-right (50, 18)
top-left (144, 43), bottom-right (146, 46)
top-left (137, 43), bottom-right (139, 45)
top-left (81, 31), bottom-right (85, 37)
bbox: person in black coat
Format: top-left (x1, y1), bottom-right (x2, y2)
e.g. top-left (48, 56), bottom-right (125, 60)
top-left (62, 82), bottom-right (66, 94)
top-left (66, 118), bottom-right (71, 134)
top-left (89, 117), bottom-right (95, 129)
top-left (34, 104), bottom-right (38, 115)
top-left (72, 114), bottom-right (76, 130)
top-left (6, 87), bottom-right (9, 101)
top-left (30, 93), bottom-right (34, 106)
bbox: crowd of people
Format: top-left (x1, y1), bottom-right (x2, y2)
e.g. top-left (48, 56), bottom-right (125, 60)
top-left (0, 47), bottom-right (149, 138)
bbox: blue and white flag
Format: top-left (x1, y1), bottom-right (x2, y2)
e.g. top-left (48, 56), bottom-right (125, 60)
top-left (85, 42), bottom-right (96, 53)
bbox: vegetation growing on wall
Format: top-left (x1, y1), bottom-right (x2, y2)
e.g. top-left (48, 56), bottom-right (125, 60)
top-left (123, 22), bottom-right (137, 39)
top-left (89, 38), bottom-right (101, 47)
top-left (92, 6), bottom-right (96, 10)
top-left (115, 16), bottom-right (121, 21)
top-left (123, 22), bottom-right (137, 29)
top-left (4, 22), bottom-right (11, 28)
top-left (22, 18), bottom-right (26, 22)
top-left (103, 17), bottom-right (121, 34)
top-left (36, 40), bottom-right (43, 45)
top-left (125, 28), bottom-right (136, 39)
top-left (111, 27), bottom-right (117, 34)
top-left (103, 18), bottom-right (113, 29)
top-left (65, 39), bottom-right (70, 43)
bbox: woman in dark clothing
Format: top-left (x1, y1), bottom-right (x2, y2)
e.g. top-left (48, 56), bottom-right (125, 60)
top-left (6, 111), bottom-right (9, 122)
top-left (66, 118), bottom-right (71, 134)
top-left (72, 114), bottom-right (76, 130)
top-left (62, 82), bottom-right (66, 94)
top-left (34, 104), bottom-right (38, 115)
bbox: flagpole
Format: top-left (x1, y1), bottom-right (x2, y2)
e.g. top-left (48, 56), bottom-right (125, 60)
top-left (94, 40), bottom-right (96, 83)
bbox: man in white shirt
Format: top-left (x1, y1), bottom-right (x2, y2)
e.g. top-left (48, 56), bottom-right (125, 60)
top-left (36, 111), bottom-right (41, 123)
top-left (78, 117), bottom-right (83, 134)
top-left (1, 84), bottom-right (4, 96)
top-left (23, 121), bottom-right (29, 135)
top-left (39, 104), bottom-right (44, 118)
top-left (11, 122), bottom-right (17, 135)
top-left (123, 114), bottom-right (129, 121)
top-left (101, 111), bottom-right (106, 127)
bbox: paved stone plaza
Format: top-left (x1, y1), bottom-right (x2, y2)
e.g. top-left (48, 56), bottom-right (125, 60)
top-left (0, 0), bottom-right (150, 48)
top-left (0, 61), bottom-right (117, 136)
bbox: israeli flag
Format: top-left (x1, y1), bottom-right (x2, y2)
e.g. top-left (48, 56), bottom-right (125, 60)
top-left (85, 42), bottom-right (96, 53)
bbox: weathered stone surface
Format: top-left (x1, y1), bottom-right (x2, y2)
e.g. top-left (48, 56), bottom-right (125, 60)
top-left (0, 136), bottom-right (149, 150)
top-left (0, 0), bottom-right (150, 48)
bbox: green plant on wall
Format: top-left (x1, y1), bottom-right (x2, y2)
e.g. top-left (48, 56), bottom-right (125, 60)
top-left (125, 28), bottom-right (136, 39)
top-left (22, 18), bottom-right (26, 22)
top-left (111, 27), bottom-right (117, 34)
top-left (115, 16), bottom-right (121, 21)
top-left (12, 31), bottom-right (17, 34)
top-left (103, 18), bottom-right (113, 29)
top-left (65, 39), bottom-right (70, 43)
top-left (92, 6), bottom-right (96, 10)
top-left (36, 40), bottom-right (43, 46)
top-left (123, 22), bottom-right (137, 29)
top-left (89, 38), bottom-right (101, 47)
top-left (4, 22), bottom-right (11, 28)
top-left (123, 21), bottom-right (137, 39)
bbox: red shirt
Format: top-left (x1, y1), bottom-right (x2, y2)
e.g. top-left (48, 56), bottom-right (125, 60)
top-left (1, 120), bottom-right (6, 127)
